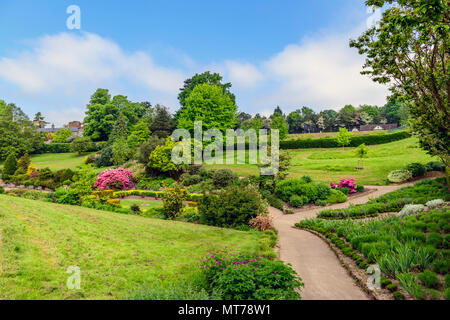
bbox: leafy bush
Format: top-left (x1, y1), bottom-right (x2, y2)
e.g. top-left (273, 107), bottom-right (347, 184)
top-left (425, 161), bottom-right (446, 172)
top-left (2, 153), bottom-right (17, 179)
top-left (405, 163), bottom-right (426, 178)
top-left (356, 185), bottom-right (365, 193)
top-left (94, 168), bottom-right (135, 190)
top-left (181, 173), bottom-right (202, 186)
top-left (392, 291), bottom-right (405, 300)
top-left (51, 188), bottom-right (80, 205)
top-left (398, 204), bottom-right (426, 218)
top-left (38, 167), bottom-right (54, 181)
top-left (177, 206), bottom-right (200, 223)
top-left (211, 169), bottom-right (235, 188)
top-left (289, 195), bottom-right (306, 208)
top-left (127, 280), bottom-right (220, 300)
top-left (330, 178), bottom-right (358, 194)
top-left (301, 175), bottom-right (312, 183)
top-left (388, 170), bottom-right (412, 183)
top-left (0, 186), bottom-right (4, 194)
top-left (199, 185), bottom-right (267, 228)
top-left (130, 204), bottom-right (142, 215)
top-left (275, 179), bottom-right (331, 204)
top-left (418, 270), bottom-right (440, 289)
top-left (95, 145), bottom-right (114, 168)
top-left (326, 189), bottom-right (347, 204)
top-left (200, 249), bottom-right (303, 300)
top-left (163, 185), bottom-right (186, 219)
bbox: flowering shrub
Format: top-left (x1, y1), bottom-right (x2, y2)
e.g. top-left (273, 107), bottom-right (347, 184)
top-left (200, 247), bottom-right (303, 300)
top-left (330, 178), bottom-right (358, 194)
top-left (93, 168), bottom-right (135, 190)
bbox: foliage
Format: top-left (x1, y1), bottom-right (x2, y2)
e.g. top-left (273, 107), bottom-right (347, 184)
top-left (211, 169), bottom-right (236, 188)
top-left (280, 130), bottom-right (410, 149)
top-left (289, 195), bottom-right (307, 208)
top-left (249, 215), bottom-right (273, 232)
top-left (52, 128), bottom-right (72, 143)
top-left (426, 199), bottom-right (444, 209)
top-left (112, 137), bottom-right (130, 166)
top-left (71, 137), bottom-right (93, 156)
top-left (270, 116), bottom-right (289, 140)
top-left (330, 178), bottom-right (358, 194)
top-left (350, 0), bottom-right (450, 182)
top-left (275, 179), bottom-right (332, 205)
top-left (200, 248), bottom-right (303, 300)
top-left (137, 136), bottom-right (165, 168)
top-left (149, 104), bottom-right (176, 138)
top-left (426, 161), bottom-right (446, 172)
top-left (163, 185), bottom-right (187, 219)
top-left (198, 185), bottom-right (267, 228)
top-left (265, 194), bottom-right (285, 211)
top-left (398, 204), bottom-right (427, 218)
top-left (95, 145), bottom-right (114, 168)
top-left (405, 163), bottom-right (427, 178)
top-left (2, 153), bottom-right (17, 178)
top-left (326, 189), bottom-right (347, 204)
top-left (94, 168), bottom-right (135, 190)
top-left (388, 170), bottom-right (413, 183)
top-left (177, 83), bottom-right (237, 133)
top-left (147, 137), bottom-right (183, 175)
top-left (336, 128), bottom-right (352, 148)
top-left (70, 165), bottom-right (98, 197)
top-left (16, 154), bottom-right (31, 172)
top-left (418, 270), bottom-right (440, 289)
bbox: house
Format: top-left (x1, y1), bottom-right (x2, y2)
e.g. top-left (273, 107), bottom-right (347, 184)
top-left (37, 122), bottom-right (84, 139)
top-left (359, 124), bottom-right (398, 131)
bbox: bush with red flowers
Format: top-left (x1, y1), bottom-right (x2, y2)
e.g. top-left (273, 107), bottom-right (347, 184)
top-left (94, 168), bottom-right (135, 190)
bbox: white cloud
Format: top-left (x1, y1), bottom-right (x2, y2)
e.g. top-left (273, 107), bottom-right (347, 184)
top-left (0, 32), bottom-right (185, 95)
top-left (257, 33), bottom-right (389, 110)
top-left (224, 61), bottom-right (264, 88)
top-left (44, 107), bottom-right (85, 127)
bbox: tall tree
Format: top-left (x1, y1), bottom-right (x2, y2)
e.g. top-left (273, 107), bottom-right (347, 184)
top-left (150, 104), bottom-right (176, 138)
top-left (176, 71), bottom-right (235, 120)
top-left (177, 83), bottom-right (237, 133)
top-left (350, 0), bottom-right (449, 183)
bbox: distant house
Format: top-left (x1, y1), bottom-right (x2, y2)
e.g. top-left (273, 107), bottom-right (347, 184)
top-left (37, 122), bottom-right (84, 139)
top-left (359, 124), bottom-right (398, 131)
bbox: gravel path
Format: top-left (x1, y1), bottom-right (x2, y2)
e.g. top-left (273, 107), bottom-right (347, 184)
top-left (271, 182), bottom-right (419, 300)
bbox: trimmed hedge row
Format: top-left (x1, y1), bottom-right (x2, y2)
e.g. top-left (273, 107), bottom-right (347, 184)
top-left (40, 142), bottom-right (105, 154)
top-left (280, 131), bottom-right (411, 149)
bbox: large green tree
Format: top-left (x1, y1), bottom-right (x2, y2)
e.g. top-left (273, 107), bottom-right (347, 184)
top-left (350, 0), bottom-right (449, 181)
top-left (176, 71), bottom-right (236, 120)
top-left (177, 83), bottom-right (238, 133)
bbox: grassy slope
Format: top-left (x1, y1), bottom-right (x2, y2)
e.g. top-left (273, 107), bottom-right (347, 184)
top-left (0, 195), bottom-right (269, 300)
top-left (206, 138), bottom-right (437, 185)
top-left (0, 153), bottom-right (94, 172)
top-left (286, 130), bottom-right (389, 140)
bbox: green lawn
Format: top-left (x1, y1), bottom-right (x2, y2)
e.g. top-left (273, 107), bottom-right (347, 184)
top-left (0, 195), bottom-right (271, 299)
top-left (0, 152), bottom-right (94, 172)
top-left (286, 130), bottom-right (388, 140)
top-left (206, 138), bottom-right (437, 185)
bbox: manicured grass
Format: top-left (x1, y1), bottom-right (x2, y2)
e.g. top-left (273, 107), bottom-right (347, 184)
top-left (0, 195), bottom-right (272, 300)
top-left (206, 138), bottom-right (437, 185)
top-left (120, 199), bottom-right (163, 209)
top-left (0, 152), bottom-right (94, 172)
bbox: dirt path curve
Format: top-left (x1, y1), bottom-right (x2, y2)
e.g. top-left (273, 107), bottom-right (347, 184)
top-left (271, 182), bottom-right (418, 300)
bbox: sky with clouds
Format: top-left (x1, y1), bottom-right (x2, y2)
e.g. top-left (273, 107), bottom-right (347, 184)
top-left (0, 0), bottom-right (388, 126)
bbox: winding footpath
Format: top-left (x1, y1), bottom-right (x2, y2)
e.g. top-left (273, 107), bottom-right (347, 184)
top-left (271, 182), bottom-right (420, 300)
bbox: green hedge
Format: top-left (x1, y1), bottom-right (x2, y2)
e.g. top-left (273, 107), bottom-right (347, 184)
top-left (113, 190), bottom-right (203, 201)
top-left (280, 131), bottom-right (411, 149)
top-left (42, 141), bottom-right (105, 154)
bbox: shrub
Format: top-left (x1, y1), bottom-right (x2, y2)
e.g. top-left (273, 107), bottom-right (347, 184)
top-left (426, 199), bottom-right (444, 209)
top-left (332, 178), bottom-right (358, 194)
top-left (52, 188), bottom-right (80, 205)
top-left (198, 185), bottom-right (267, 228)
top-left (356, 185), bottom-right (365, 193)
top-left (392, 291), bottom-right (405, 300)
top-left (335, 187), bottom-right (350, 195)
top-left (2, 153), bottom-right (17, 179)
top-left (275, 179), bottom-right (331, 204)
top-left (398, 204), bottom-right (426, 218)
top-left (106, 199), bottom-right (121, 205)
top-left (315, 199), bottom-right (327, 206)
top-left (326, 189), bottom-right (347, 204)
top-left (211, 169), bottom-right (235, 188)
top-left (386, 283), bottom-right (398, 292)
top-left (249, 215), bottom-right (273, 231)
top-left (289, 195), bottom-right (307, 208)
top-left (418, 270), bottom-right (440, 289)
top-left (0, 186), bottom-right (4, 194)
top-left (54, 169), bottom-right (74, 184)
top-left (130, 204), bottom-right (142, 215)
top-left (38, 167), bottom-right (54, 181)
top-left (16, 154), bottom-right (31, 172)
top-left (405, 163), bottom-right (426, 178)
top-left (95, 145), bottom-right (114, 168)
top-left (177, 206), bottom-right (200, 223)
top-left (284, 207), bottom-right (294, 215)
top-left (94, 168), bottom-right (135, 190)
top-left (432, 259), bottom-right (449, 274)
top-left (201, 250), bottom-right (303, 300)
top-left (425, 161), bottom-right (446, 172)
top-left (301, 175), bottom-right (312, 183)
top-left (163, 185), bottom-right (186, 219)
top-left (426, 233), bottom-right (443, 248)
top-left (181, 173), bottom-right (202, 186)
top-left (388, 170), bottom-right (412, 183)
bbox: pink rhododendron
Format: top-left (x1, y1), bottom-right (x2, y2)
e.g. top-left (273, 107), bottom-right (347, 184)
top-left (330, 178), bottom-right (358, 193)
top-left (93, 168), bottom-right (135, 190)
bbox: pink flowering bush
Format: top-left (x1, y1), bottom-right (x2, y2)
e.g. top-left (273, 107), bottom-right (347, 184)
top-left (330, 178), bottom-right (358, 194)
top-left (93, 168), bottom-right (135, 190)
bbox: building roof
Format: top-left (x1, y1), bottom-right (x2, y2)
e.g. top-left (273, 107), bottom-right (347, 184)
top-left (37, 127), bottom-right (80, 133)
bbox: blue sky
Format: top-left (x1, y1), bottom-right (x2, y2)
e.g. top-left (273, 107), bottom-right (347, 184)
top-left (0, 0), bottom-right (388, 126)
